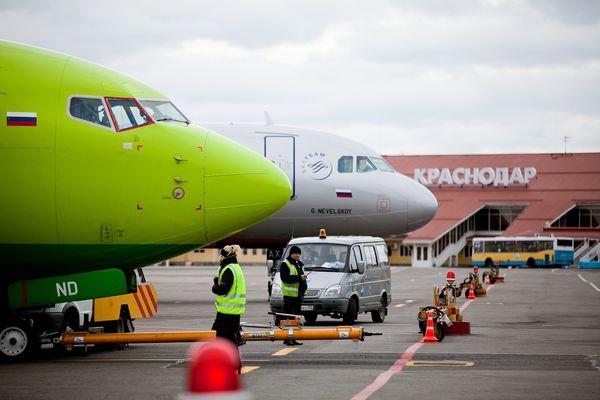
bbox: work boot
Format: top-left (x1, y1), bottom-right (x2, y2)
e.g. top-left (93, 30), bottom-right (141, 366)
top-left (284, 339), bottom-right (303, 346)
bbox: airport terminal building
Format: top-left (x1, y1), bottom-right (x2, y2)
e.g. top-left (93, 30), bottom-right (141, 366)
top-left (384, 152), bottom-right (600, 267)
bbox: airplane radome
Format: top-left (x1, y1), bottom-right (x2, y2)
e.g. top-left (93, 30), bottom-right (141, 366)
top-left (199, 122), bottom-right (438, 245)
top-left (0, 41), bottom-right (291, 316)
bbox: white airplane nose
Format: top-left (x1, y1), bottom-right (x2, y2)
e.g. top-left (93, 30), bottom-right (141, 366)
top-left (407, 180), bottom-right (438, 232)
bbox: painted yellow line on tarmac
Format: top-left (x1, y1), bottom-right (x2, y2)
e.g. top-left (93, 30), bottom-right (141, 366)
top-left (405, 299), bottom-right (415, 303)
top-left (406, 360), bottom-right (474, 367)
top-left (394, 303), bottom-right (406, 308)
top-left (271, 347), bottom-right (299, 357)
top-left (241, 366), bottom-right (260, 374)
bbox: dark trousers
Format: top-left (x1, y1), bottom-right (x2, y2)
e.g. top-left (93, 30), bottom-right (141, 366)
top-left (283, 296), bottom-right (302, 317)
top-left (211, 312), bottom-right (242, 372)
top-left (211, 312), bottom-right (241, 345)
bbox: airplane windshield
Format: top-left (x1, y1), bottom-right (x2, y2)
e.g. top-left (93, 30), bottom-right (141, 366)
top-left (284, 244), bottom-right (350, 272)
top-left (369, 157), bottom-right (396, 172)
top-left (140, 100), bottom-right (189, 123)
top-left (357, 156), bottom-right (377, 173)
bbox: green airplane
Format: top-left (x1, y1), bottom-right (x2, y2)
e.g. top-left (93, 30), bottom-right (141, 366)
top-left (0, 41), bottom-right (291, 360)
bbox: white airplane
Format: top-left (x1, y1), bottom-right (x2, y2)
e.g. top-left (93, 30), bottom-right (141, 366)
top-left (199, 116), bottom-right (438, 249)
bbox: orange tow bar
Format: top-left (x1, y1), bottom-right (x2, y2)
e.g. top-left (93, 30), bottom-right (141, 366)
top-left (60, 330), bottom-right (217, 346)
top-left (243, 326), bottom-right (367, 342)
top-left (59, 326), bottom-right (377, 346)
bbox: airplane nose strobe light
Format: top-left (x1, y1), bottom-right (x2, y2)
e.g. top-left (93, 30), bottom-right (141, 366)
top-left (180, 339), bottom-right (249, 400)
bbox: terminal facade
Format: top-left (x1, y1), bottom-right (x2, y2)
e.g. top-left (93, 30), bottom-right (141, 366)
top-left (163, 152), bottom-right (600, 268)
top-left (384, 152), bottom-right (600, 267)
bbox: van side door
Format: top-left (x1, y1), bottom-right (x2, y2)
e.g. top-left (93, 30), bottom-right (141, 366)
top-left (375, 243), bottom-right (392, 303)
top-left (350, 245), bottom-right (365, 310)
top-left (363, 244), bottom-right (379, 308)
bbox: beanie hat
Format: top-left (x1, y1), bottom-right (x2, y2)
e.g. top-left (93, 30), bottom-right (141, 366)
top-left (289, 245), bottom-right (302, 255)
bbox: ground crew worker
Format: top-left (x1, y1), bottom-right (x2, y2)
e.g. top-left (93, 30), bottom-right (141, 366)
top-left (280, 245), bottom-right (307, 346)
top-left (211, 245), bottom-right (246, 351)
top-left (438, 270), bottom-right (462, 306)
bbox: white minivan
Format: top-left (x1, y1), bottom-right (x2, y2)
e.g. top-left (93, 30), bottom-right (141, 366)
top-left (270, 234), bottom-right (391, 324)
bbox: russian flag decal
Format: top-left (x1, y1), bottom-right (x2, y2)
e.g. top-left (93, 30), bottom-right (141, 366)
top-left (7, 112), bottom-right (37, 127)
top-left (336, 189), bottom-right (353, 198)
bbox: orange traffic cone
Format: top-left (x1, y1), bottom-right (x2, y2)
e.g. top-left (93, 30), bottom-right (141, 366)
top-left (468, 284), bottom-right (476, 300)
top-left (420, 310), bottom-right (438, 343)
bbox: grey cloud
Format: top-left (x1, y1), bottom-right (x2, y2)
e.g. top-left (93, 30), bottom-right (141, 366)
top-left (0, 0), bottom-right (598, 154)
top-left (526, 0), bottom-right (600, 25)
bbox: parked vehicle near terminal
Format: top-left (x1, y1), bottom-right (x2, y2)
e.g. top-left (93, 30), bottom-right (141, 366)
top-left (472, 236), bottom-right (574, 268)
top-left (270, 232), bottom-right (391, 324)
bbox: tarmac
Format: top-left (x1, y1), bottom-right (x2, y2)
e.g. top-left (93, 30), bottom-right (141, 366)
top-left (1, 265), bottom-right (599, 399)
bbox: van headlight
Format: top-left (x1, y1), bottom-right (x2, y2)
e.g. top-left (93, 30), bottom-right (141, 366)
top-left (323, 284), bottom-right (342, 297)
top-left (271, 284), bottom-right (282, 297)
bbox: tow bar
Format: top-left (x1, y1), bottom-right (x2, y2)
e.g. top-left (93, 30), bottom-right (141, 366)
top-left (59, 330), bottom-right (217, 346)
top-left (56, 312), bottom-right (381, 347)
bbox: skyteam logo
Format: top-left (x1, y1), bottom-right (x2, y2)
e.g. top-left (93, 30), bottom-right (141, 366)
top-left (302, 152), bottom-right (332, 180)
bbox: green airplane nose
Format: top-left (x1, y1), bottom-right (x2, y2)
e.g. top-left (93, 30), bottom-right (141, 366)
top-left (203, 130), bottom-right (291, 243)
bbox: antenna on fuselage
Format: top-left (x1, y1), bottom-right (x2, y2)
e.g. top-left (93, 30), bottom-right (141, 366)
top-left (264, 111), bottom-right (274, 126)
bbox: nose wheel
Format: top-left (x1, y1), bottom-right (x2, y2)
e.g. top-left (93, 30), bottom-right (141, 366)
top-left (0, 318), bottom-right (39, 362)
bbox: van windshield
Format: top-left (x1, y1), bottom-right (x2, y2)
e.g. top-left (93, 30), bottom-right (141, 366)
top-left (284, 244), bottom-right (350, 272)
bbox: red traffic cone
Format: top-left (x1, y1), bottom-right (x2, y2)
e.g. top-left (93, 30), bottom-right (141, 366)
top-left (180, 338), bottom-right (249, 399)
top-left (468, 284), bottom-right (476, 300)
top-left (420, 310), bottom-right (438, 343)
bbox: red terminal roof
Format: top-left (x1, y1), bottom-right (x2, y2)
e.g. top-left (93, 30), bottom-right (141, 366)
top-left (384, 153), bottom-right (600, 241)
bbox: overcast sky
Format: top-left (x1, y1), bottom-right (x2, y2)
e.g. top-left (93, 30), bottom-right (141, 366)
top-left (1, 0), bottom-right (599, 154)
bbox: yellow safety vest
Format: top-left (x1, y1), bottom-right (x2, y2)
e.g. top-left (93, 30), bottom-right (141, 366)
top-left (215, 263), bottom-right (246, 315)
top-left (281, 259), bottom-right (300, 297)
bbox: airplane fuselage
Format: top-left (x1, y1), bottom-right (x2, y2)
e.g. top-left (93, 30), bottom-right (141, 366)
top-left (200, 123), bottom-right (438, 246)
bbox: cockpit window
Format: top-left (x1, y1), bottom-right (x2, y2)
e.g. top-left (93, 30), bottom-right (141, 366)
top-left (369, 157), bottom-right (395, 172)
top-left (106, 97), bottom-right (153, 132)
top-left (69, 97), bottom-right (112, 128)
top-left (338, 156), bottom-right (353, 173)
top-left (356, 156), bottom-right (377, 173)
top-left (140, 100), bottom-right (189, 123)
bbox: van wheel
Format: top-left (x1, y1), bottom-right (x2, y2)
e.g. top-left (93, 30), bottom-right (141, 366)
top-left (0, 318), bottom-right (39, 362)
top-left (343, 298), bottom-right (358, 324)
top-left (371, 297), bottom-right (387, 323)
